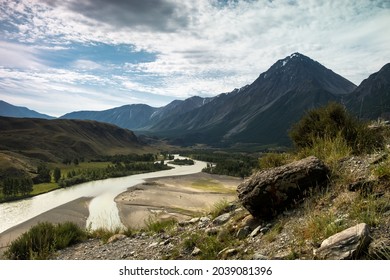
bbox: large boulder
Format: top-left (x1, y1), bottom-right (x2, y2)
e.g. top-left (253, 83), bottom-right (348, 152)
top-left (237, 156), bottom-right (329, 219)
top-left (314, 223), bottom-right (371, 260)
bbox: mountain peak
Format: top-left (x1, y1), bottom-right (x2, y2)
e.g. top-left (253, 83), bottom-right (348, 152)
top-left (273, 52), bottom-right (313, 69)
top-left (257, 53), bottom-right (356, 96)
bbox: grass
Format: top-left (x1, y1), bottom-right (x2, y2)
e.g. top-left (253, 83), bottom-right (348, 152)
top-left (259, 152), bottom-right (293, 169)
top-left (191, 179), bottom-right (234, 193)
top-left (55, 161), bottom-right (110, 173)
top-left (209, 198), bottom-right (230, 219)
top-left (0, 182), bottom-right (59, 202)
top-left (30, 182), bottom-right (58, 195)
top-left (296, 133), bottom-right (352, 171)
top-left (263, 221), bottom-right (285, 243)
top-left (88, 226), bottom-right (125, 243)
top-left (145, 217), bottom-right (177, 233)
top-left (4, 222), bottom-right (87, 260)
top-left (300, 211), bottom-right (347, 245)
top-left (181, 229), bottom-right (237, 259)
top-left (348, 194), bottom-right (390, 227)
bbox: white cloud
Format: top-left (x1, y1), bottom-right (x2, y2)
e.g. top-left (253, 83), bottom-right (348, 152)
top-left (72, 60), bottom-right (103, 71)
top-left (0, 41), bottom-right (43, 69)
top-left (0, 0), bottom-right (389, 115)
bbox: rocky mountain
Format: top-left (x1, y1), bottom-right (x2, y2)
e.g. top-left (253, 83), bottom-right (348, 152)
top-left (4, 53), bottom-right (388, 148)
top-left (60, 96), bottom-right (212, 130)
top-left (0, 100), bottom-right (54, 119)
top-left (60, 104), bottom-right (158, 130)
top-left (346, 63), bottom-right (390, 119)
top-left (147, 53), bottom-right (357, 146)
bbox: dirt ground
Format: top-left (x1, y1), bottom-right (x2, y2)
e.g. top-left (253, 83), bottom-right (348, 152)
top-left (115, 172), bottom-right (242, 229)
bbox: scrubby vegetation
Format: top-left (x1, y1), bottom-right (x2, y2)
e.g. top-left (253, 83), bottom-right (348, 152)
top-left (57, 160), bottom-right (170, 188)
top-left (182, 151), bottom-right (258, 178)
top-left (289, 102), bottom-right (384, 155)
top-left (168, 158), bottom-right (195, 165)
top-left (0, 153), bottom-right (171, 202)
top-left (4, 222), bottom-right (87, 260)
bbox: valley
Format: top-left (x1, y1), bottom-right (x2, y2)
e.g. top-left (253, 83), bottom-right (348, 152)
top-left (0, 52), bottom-right (389, 260)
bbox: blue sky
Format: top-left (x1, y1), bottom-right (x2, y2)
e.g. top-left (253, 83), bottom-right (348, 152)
top-left (0, 0), bottom-right (389, 117)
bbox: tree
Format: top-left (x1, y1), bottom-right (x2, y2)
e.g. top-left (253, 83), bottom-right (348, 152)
top-left (53, 168), bottom-right (61, 183)
top-left (19, 178), bottom-right (33, 195)
top-left (34, 163), bottom-right (51, 184)
top-left (2, 178), bottom-right (13, 197)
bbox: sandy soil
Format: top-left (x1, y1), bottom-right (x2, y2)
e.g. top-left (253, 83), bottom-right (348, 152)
top-left (0, 197), bottom-right (91, 257)
top-left (115, 172), bottom-right (243, 229)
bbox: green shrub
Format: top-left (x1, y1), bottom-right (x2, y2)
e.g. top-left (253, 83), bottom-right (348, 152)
top-left (296, 133), bottom-right (352, 169)
top-left (145, 217), bottom-right (177, 233)
top-left (54, 222), bottom-right (87, 249)
top-left (299, 212), bottom-right (347, 245)
top-left (349, 194), bottom-right (389, 227)
top-left (88, 226), bottom-right (122, 243)
top-left (209, 199), bottom-right (230, 219)
top-left (182, 231), bottom-right (236, 259)
top-left (289, 102), bottom-right (384, 154)
top-left (5, 222), bottom-right (86, 260)
top-left (259, 153), bottom-right (292, 169)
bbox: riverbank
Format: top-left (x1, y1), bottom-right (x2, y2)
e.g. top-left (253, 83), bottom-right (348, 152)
top-left (115, 172), bottom-right (242, 229)
top-left (0, 197), bottom-right (91, 258)
top-left (0, 172), bottom-right (242, 258)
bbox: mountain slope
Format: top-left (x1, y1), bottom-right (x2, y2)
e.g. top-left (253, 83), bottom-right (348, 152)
top-left (0, 116), bottom-right (142, 162)
top-left (60, 96), bottom-right (212, 130)
top-left (346, 63), bottom-right (390, 119)
top-left (0, 100), bottom-right (54, 119)
top-left (60, 104), bottom-right (158, 130)
top-left (149, 53), bottom-right (357, 146)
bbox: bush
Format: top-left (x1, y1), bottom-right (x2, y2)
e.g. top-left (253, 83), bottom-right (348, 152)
top-left (259, 153), bottom-right (292, 169)
top-left (5, 222), bottom-right (86, 260)
top-left (145, 217), bottom-right (177, 233)
top-left (289, 102), bottom-right (384, 154)
top-left (296, 133), bottom-right (352, 169)
top-left (209, 199), bottom-right (230, 219)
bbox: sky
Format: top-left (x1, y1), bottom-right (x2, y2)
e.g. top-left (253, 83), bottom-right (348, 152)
top-left (0, 0), bottom-right (389, 117)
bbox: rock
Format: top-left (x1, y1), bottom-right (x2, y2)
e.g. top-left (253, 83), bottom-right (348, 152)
top-left (236, 226), bottom-right (251, 239)
top-left (189, 217), bottom-right (200, 224)
top-left (250, 226), bottom-right (262, 237)
top-left (213, 213), bottom-right (231, 225)
top-left (273, 251), bottom-right (292, 260)
top-left (240, 215), bottom-right (261, 230)
top-left (191, 247), bottom-right (201, 256)
top-left (199, 217), bottom-right (211, 227)
top-left (314, 223), bottom-right (371, 260)
top-left (369, 153), bottom-right (388, 165)
top-left (237, 156), bottom-right (329, 219)
top-left (368, 238), bottom-right (390, 259)
top-left (348, 179), bottom-right (375, 195)
top-left (218, 248), bottom-right (238, 259)
top-left (205, 227), bottom-right (219, 236)
top-left (148, 242), bottom-right (159, 248)
top-left (107, 234), bottom-right (127, 244)
top-left (252, 253), bottom-right (268, 260)
top-left (260, 226), bottom-right (270, 234)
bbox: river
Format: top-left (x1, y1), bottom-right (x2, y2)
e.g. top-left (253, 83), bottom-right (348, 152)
top-left (0, 156), bottom-right (207, 233)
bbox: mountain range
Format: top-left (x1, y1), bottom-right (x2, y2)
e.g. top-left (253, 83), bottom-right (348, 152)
top-left (1, 53), bottom-right (389, 147)
top-left (0, 100), bottom-right (55, 119)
